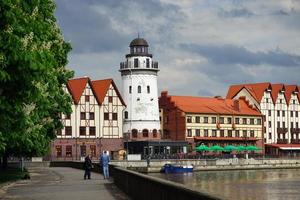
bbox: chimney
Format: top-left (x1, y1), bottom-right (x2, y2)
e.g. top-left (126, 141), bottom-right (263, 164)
top-left (233, 99), bottom-right (240, 112)
top-left (161, 91), bottom-right (168, 97)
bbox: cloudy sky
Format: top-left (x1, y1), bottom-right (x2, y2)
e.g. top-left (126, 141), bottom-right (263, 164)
top-left (55, 0), bottom-right (300, 97)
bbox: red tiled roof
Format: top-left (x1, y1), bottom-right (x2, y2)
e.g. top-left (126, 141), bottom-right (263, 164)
top-left (285, 85), bottom-right (298, 104)
top-left (226, 82), bottom-right (270, 103)
top-left (67, 77), bottom-right (89, 104)
top-left (91, 79), bottom-right (126, 106)
top-left (227, 82), bottom-right (300, 105)
top-left (168, 95), bottom-right (261, 116)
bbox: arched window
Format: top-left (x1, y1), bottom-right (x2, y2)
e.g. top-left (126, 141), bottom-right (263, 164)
top-left (138, 85), bottom-right (141, 93)
top-left (132, 129), bottom-right (138, 138)
top-left (143, 129), bottom-right (149, 137)
top-left (124, 111), bottom-right (128, 119)
top-left (129, 86), bottom-right (132, 94)
top-left (147, 86), bottom-right (150, 93)
top-left (153, 129), bottom-right (157, 138)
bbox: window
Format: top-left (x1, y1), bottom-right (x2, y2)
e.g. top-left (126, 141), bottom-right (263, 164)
top-left (195, 116), bottom-right (200, 123)
top-left (132, 129), bottom-right (138, 138)
top-left (235, 130), bottom-right (240, 137)
top-left (220, 130), bottom-right (224, 137)
top-left (212, 117), bottom-right (216, 124)
top-left (143, 129), bottom-right (149, 137)
top-left (297, 112), bottom-right (299, 118)
top-left (204, 117), bottom-right (208, 123)
top-left (291, 122), bottom-right (294, 128)
top-left (81, 112), bottom-right (86, 120)
top-left (196, 129), bottom-right (200, 137)
top-left (80, 127), bottom-right (86, 136)
top-left (269, 132), bottom-right (272, 139)
top-left (187, 129), bottom-right (192, 137)
top-left (66, 114), bottom-right (71, 119)
top-left (268, 110), bottom-right (271, 116)
top-left (134, 58), bottom-right (138, 68)
top-left (104, 113), bottom-right (109, 120)
top-left (296, 122), bottom-right (299, 128)
top-left (257, 119), bottom-right (261, 125)
top-left (146, 58), bottom-right (150, 68)
top-left (124, 111), bottom-right (128, 119)
top-left (227, 117), bottom-right (232, 124)
top-left (277, 110), bottom-right (280, 116)
top-left (89, 127), bottom-right (96, 136)
top-left (65, 126), bottom-right (72, 136)
top-left (129, 86), bottom-right (132, 94)
top-left (228, 130), bottom-right (232, 137)
top-left (138, 85), bottom-right (141, 93)
top-left (204, 129), bottom-right (208, 137)
top-left (293, 100), bottom-right (296, 104)
top-left (57, 129), bottom-right (62, 136)
top-left (242, 118), bottom-right (247, 124)
top-left (212, 130), bottom-right (217, 137)
top-left (89, 112), bottom-right (94, 120)
top-left (269, 121), bottom-right (272, 128)
top-left (187, 116), bottom-right (192, 123)
top-left (219, 117), bottom-right (224, 124)
top-left (56, 146), bottom-right (62, 157)
top-left (282, 111), bottom-right (285, 117)
top-left (109, 96), bottom-right (113, 103)
top-left (283, 122), bottom-right (285, 128)
top-left (235, 118), bottom-right (240, 124)
top-left (280, 99), bottom-right (282, 104)
top-left (147, 86), bottom-right (150, 94)
top-left (291, 111), bottom-right (294, 117)
top-left (266, 98), bottom-right (269, 103)
top-left (66, 146), bottom-right (72, 157)
top-left (277, 121), bottom-right (280, 128)
top-left (90, 145), bottom-right (96, 157)
top-left (80, 145), bottom-right (86, 157)
top-left (250, 130), bottom-right (254, 137)
top-left (250, 119), bottom-right (254, 125)
top-left (85, 95), bottom-right (89, 102)
top-left (153, 129), bottom-right (158, 138)
top-left (113, 113), bottom-right (118, 120)
top-left (243, 130), bottom-right (247, 137)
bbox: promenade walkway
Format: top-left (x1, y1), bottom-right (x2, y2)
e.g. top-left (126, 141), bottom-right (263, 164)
top-left (0, 167), bottom-right (130, 200)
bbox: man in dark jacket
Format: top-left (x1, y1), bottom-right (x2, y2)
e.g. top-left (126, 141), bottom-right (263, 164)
top-left (83, 154), bottom-right (93, 179)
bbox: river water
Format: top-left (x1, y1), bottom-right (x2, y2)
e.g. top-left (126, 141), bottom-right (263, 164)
top-left (150, 169), bottom-right (300, 200)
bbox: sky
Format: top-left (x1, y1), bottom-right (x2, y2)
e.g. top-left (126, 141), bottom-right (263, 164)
top-left (54, 0), bottom-right (300, 97)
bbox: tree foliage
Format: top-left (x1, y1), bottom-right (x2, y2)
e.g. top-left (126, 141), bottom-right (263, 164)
top-left (0, 0), bottom-right (73, 158)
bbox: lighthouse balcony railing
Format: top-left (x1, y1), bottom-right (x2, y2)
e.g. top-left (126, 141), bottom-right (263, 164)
top-left (120, 62), bottom-right (128, 69)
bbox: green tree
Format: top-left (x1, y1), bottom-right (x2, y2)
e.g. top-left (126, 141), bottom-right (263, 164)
top-left (0, 0), bottom-right (73, 168)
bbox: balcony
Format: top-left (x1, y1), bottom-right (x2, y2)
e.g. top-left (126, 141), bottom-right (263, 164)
top-left (119, 61), bottom-right (159, 71)
top-left (277, 139), bottom-right (288, 144)
top-left (291, 128), bottom-right (300, 133)
top-left (277, 128), bottom-right (288, 134)
top-left (291, 139), bottom-right (300, 144)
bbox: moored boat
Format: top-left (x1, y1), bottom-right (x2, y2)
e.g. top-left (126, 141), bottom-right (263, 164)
top-left (161, 164), bottom-right (193, 173)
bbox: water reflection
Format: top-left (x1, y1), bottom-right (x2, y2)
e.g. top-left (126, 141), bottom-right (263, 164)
top-left (150, 169), bottom-right (300, 200)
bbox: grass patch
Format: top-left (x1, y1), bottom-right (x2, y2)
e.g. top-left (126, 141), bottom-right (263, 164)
top-left (0, 168), bottom-right (29, 184)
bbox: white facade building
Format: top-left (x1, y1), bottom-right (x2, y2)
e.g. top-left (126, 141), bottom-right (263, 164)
top-left (227, 83), bottom-right (300, 146)
top-left (119, 38), bottom-right (160, 140)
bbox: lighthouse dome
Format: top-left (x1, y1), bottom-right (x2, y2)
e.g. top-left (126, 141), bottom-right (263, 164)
top-left (129, 38), bottom-right (149, 47)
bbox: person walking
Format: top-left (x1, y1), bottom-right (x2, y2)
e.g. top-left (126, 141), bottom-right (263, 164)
top-left (100, 151), bottom-right (110, 179)
top-left (83, 154), bottom-right (93, 180)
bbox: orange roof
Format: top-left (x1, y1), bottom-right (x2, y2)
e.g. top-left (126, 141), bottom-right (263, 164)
top-left (284, 85), bottom-right (298, 104)
top-left (67, 77), bottom-right (125, 106)
top-left (227, 82), bottom-right (300, 105)
top-left (67, 77), bottom-right (89, 104)
top-left (226, 82), bottom-right (270, 103)
top-left (168, 95), bottom-right (261, 116)
top-left (91, 79), bottom-right (126, 106)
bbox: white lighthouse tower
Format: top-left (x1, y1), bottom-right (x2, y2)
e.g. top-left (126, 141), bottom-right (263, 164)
top-left (119, 37), bottom-right (160, 140)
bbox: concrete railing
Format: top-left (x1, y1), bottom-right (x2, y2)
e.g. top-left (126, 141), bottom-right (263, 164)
top-left (111, 166), bottom-right (223, 200)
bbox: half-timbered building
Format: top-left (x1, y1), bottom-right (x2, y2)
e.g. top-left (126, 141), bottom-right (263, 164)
top-left (51, 77), bottom-right (126, 160)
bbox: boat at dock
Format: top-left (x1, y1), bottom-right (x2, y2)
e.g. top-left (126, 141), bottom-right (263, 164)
top-left (161, 164), bottom-right (193, 173)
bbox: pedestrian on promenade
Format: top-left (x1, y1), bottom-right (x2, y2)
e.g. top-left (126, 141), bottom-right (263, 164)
top-left (100, 151), bottom-right (110, 179)
top-left (83, 154), bottom-right (93, 180)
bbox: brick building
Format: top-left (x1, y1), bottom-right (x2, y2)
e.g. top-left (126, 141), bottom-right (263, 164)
top-left (159, 91), bottom-right (264, 151)
top-left (51, 77), bottom-right (126, 161)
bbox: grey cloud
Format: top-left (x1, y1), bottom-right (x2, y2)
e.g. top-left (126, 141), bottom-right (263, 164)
top-left (181, 44), bottom-right (300, 67)
top-left (218, 8), bottom-right (254, 18)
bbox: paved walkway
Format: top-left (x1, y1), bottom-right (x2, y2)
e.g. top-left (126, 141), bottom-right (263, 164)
top-left (0, 167), bottom-right (130, 200)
